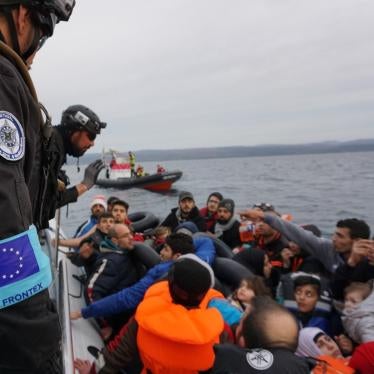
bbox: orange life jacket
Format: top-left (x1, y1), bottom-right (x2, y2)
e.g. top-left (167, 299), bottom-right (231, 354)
top-left (313, 355), bottom-right (355, 374)
top-left (135, 281), bottom-right (224, 374)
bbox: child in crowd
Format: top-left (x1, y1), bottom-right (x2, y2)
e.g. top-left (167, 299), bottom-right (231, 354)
top-left (296, 327), bottom-right (355, 374)
top-left (144, 226), bottom-right (171, 252)
top-left (342, 282), bottom-right (374, 344)
top-left (292, 273), bottom-right (332, 335)
top-left (57, 212), bottom-right (115, 251)
top-left (228, 276), bottom-right (271, 312)
top-left (70, 238), bottom-right (100, 279)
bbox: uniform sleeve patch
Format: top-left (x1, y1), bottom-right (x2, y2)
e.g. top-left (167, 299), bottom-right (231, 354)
top-left (246, 349), bottom-right (274, 370)
top-left (0, 111), bottom-right (25, 161)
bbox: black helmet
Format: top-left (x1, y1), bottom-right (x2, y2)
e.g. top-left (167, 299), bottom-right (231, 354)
top-left (0, 0), bottom-right (75, 37)
top-left (61, 105), bottom-right (107, 135)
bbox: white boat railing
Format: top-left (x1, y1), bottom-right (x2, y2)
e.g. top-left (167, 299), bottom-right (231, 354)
top-left (43, 221), bottom-right (104, 374)
top-left (58, 258), bottom-right (75, 374)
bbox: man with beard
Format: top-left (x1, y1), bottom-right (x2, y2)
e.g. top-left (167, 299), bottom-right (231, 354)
top-left (213, 198), bottom-right (242, 250)
top-left (49, 105), bottom-right (106, 214)
top-left (161, 191), bottom-right (206, 232)
top-left (73, 195), bottom-right (107, 238)
top-left (0, 0), bottom-right (75, 371)
top-left (200, 191), bottom-right (223, 232)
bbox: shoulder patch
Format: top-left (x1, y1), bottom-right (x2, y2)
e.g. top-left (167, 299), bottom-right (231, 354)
top-left (0, 111), bottom-right (25, 161)
top-left (246, 349), bottom-right (274, 370)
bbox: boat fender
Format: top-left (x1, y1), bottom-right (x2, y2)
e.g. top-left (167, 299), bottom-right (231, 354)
top-left (276, 272), bottom-right (332, 313)
top-left (212, 257), bottom-right (253, 291)
top-left (132, 242), bottom-right (161, 269)
top-left (193, 233), bottom-right (234, 258)
top-left (129, 211), bottom-right (160, 233)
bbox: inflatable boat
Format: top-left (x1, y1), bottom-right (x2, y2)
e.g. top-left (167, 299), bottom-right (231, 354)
top-left (96, 170), bottom-right (183, 192)
top-left (96, 151), bottom-right (182, 192)
top-left (41, 221), bottom-right (251, 372)
top-left (41, 222), bottom-right (161, 373)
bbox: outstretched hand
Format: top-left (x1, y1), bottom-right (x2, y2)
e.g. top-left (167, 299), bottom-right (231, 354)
top-left (81, 159), bottom-right (105, 189)
top-left (239, 209), bottom-right (265, 222)
top-left (70, 310), bottom-right (82, 320)
top-left (74, 358), bottom-right (93, 374)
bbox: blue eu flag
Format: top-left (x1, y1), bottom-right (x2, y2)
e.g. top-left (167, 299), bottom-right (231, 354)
top-left (0, 234), bottom-right (40, 287)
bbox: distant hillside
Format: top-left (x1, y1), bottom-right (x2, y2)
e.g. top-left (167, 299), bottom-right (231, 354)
top-left (68, 139), bottom-right (374, 164)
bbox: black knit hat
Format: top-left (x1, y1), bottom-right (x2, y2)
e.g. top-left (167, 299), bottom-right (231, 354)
top-left (168, 254), bottom-right (214, 307)
top-left (218, 198), bottom-right (235, 215)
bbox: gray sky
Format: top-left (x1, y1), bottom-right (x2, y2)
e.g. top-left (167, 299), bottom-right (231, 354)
top-left (31, 0), bottom-right (374, 152)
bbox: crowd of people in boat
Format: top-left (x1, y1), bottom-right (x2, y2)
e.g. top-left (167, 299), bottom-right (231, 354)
top-left (56, 190), bottom-right (374, 373)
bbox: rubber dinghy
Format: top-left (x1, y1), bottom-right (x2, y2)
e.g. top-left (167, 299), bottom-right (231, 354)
top-left (96, 170), bottom-right (183, 192)
top-left (96, 151), bottom-right (182, 192)
top-left (40, 221), bottom-right (161, 373)
top-left (41, 222), bottom-right (251, 372)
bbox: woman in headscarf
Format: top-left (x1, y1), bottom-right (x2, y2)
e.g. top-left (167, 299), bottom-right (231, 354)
top-left (296, 327), bottom-right (354, 374)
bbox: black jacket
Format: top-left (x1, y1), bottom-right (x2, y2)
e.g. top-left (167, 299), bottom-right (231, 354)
top-left (86, 248), bottom-right (139, 303)
top-left (42, 126), bottom-right (79, 223)
top-left (332, 259), bottom-right (374, 300)
top-left (0, 45), bottom-right (60, 372)
top-left (161, 206), bottom-right (206, 232)
top-left (215, 220), bottom-right (242, 249)
top-left (212, 344), bottom-right (312, 373)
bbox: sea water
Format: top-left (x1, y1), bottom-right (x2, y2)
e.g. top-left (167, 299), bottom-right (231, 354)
top-left (60, 151), bottom-right (374, 238)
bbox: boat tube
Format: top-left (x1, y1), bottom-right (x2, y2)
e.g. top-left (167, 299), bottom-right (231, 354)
top-left (129, 211), bottom-right (160, 233)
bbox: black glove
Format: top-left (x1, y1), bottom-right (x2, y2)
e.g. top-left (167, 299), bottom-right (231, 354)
top-left (81, 159), bottom-right (105, 189)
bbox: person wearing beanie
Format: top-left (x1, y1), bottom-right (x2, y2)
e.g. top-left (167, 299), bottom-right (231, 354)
top-left (70, 232), bottom-right (216, 324)
top-left (73, 194), bottom-right (108, 239)
top-left (174, 221), bottom-right (199, 236)
top-left (213, 198), bottom-right (242, 250)
top-left (161, 190), bottom-right (207, 232)
top-left (200, 192), bottom-right (224, 232)
top-left (74, 256), bottom-right (225, 374)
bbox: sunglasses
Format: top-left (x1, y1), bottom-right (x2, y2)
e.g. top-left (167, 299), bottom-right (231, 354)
top-left (86, 132), bottom-right (96, 141)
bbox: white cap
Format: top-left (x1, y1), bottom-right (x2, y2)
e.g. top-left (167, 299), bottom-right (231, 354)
top-left (90, 195), bottom-right (107, 210)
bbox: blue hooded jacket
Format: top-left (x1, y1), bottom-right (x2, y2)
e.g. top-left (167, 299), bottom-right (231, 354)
top-left (81, 236), bottom-right (216, 319)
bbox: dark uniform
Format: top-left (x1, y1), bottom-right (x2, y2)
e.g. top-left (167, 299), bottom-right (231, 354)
top-left (0, 43), bottom-right (61, 373)
top-left (39, 107), bottom-right (106, 228)
top-left (0, 1), bottom-right (75, 372)
top-left (161, 206), bottom-right (207, 232)
top-left (212, 344), bottom-right (312, 373)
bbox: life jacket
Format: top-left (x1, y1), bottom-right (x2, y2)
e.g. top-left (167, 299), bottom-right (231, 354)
top-left (313, 355), bottom-right (355, 374)
top-left (135, 281), bottom-right (224, 374)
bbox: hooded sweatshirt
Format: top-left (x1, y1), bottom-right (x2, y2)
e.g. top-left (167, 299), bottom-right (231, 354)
top-left (342, 287), bottom-right (374, 344)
